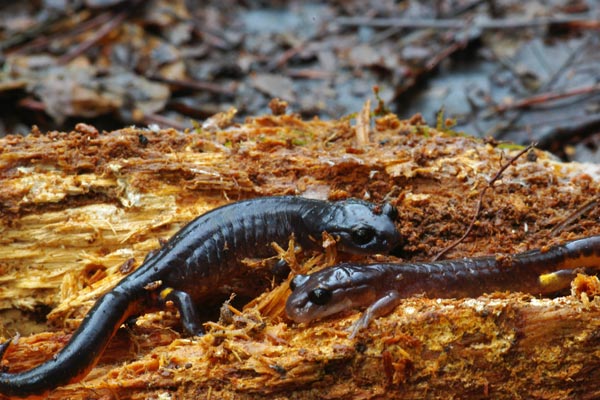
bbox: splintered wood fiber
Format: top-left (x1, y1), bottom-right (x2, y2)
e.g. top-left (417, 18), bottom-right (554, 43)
top-left (1, 113), bottom-right (600, 399)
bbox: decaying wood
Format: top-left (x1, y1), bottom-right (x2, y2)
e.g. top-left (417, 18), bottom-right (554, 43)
top-left (1, 111), bottom-right (599, 399)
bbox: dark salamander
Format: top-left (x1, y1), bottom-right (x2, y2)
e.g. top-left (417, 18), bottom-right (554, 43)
top-left (286, 235), bottom-right (600, 338)
top-left (0, 196), bottom-right (401, 397)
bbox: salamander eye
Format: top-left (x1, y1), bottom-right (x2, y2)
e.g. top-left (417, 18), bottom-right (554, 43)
top-left (308, 288), bottom-right (332, 305)
top-left (351, 228), bottom-right (375, 245)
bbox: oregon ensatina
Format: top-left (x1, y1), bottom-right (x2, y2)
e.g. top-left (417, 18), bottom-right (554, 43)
top-left (286, 235), bottom-right (600, 337)
top-left (0, 196), bottom-right (400, 397)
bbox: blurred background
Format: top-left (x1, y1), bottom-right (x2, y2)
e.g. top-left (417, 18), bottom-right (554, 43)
top-left (0, 0), bottom-right (598, 161)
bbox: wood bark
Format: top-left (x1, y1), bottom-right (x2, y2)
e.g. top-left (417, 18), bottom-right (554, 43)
top-left (0, 113), bottom-right (599, 399)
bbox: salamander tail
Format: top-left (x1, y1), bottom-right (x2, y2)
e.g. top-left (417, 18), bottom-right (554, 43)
top-left (0, 290), bottom-right (138, 398)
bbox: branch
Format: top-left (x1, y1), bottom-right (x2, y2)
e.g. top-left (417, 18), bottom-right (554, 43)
top-left (432, 143), bottom-right (536, 261)
top-left (336, 14), bottom-right (598, 30)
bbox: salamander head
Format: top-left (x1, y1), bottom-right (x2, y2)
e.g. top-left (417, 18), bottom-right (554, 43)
top-left (304, 199), bottom-right (401, 255)
top-left (285, 264), bottom-right (379, 324)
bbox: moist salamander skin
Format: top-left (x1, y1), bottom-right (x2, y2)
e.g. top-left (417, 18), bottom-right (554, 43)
top-left (0, 196), bottom-right (401, 398)
top-left (286, 235), bottom-right (600, 336)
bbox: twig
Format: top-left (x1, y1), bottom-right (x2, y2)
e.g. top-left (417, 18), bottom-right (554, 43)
top-left (549, 196), bottom-right (600, 237)
top-left (266, 42), bottom-right (307, 72)
top-left (355, 99), bottom-right (371, 146)
top-left (491, 35), bottom-right (591, 139)
top-left (336, 14), bottom-right (596, 30)
top-left (432, 143), bottom-right (536, 261)
top-left (424, 34), bottom-right (470, 71)
top-left (0, 11), bottom-right (68, 51)
top-left (494, 84), bottom-right (600, 113)
top-left (143, 113), bottom-right (189, 131)
top-left (58, 4), bottom-right (138, 64)
top-left (191, 26), bottom-right (233, 51)
top-left (286, 68), bottom-right (333, 80)
top-left (8, 10), bottom-right (95, 55)
top-left (17, 97), bottom-right (46, 111)
top-left (146, 75), bottom-right (236, 96)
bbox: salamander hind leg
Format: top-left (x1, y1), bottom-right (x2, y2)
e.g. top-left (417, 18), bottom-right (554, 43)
top-left (160, 288), bottom-right (204, 336)
top-left (349, 290), bottom-right (401, 339)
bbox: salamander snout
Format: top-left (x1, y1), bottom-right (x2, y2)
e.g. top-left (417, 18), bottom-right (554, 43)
top-left (286, 264), bottom-right (373, 324)
top-left (323, 200), bottom-right (402, 255)
top-left (338, 222), bottom-right (401, 254)
top-left (286, 272), bottom-right (341, 324)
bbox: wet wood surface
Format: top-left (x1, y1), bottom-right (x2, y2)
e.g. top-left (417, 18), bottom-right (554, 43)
top-left (1, 112), bottom-right (599, 399)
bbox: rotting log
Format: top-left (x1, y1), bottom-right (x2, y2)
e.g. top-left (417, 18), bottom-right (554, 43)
top-left (0, 111), bottom-right (600, 399)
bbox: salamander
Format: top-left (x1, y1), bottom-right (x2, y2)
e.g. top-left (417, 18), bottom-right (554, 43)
top-left (0, 196), bottom-right (401, 397)
top-left (286, 235), bottom-right (600, 337)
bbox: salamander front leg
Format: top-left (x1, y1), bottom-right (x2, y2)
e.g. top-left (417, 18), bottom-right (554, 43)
top-left (160, 288), bottom-right (204, 336)
top-left (349, 290), bottom-right (401, 339)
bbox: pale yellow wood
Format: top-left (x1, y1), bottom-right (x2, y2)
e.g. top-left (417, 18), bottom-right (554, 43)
top-left (0, 114), bottom-right (599, 399)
